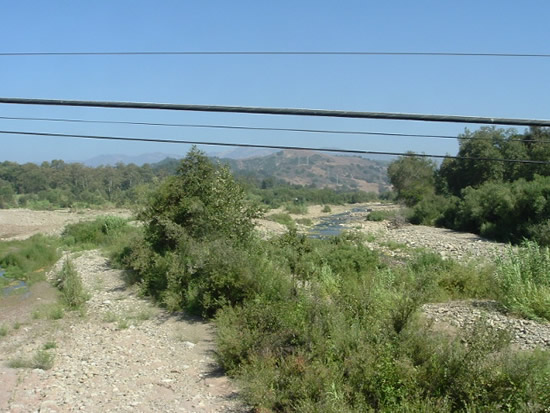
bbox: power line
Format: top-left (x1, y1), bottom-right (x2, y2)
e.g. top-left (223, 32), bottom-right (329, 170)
top-left (1, 129), bottom-right (548, 165)
top-left (2, 97), bottom-right (550, 127)
top-left (2, 51), bottom-right (550, 58)
top-left (1, 115), bottom-right (549, 143)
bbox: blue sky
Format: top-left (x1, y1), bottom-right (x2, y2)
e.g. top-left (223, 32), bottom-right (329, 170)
top-left (1, 1), bottom-right (549, 163)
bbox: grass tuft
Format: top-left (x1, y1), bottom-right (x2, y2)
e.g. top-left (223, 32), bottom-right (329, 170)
top-left (494, 241), bottom-right (550, 321)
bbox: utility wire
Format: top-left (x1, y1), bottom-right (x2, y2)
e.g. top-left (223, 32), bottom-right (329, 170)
top-left (2, 51), bottom-right (550, 58)
top-left (1, 115), bottom-right (549, 143)
top-left (2, 97), bottom-right (550, 127)
top-left (1, 129), bottom-right (548, 165)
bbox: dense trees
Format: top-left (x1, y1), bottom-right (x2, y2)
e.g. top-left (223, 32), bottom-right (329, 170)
top-left (387, 153), bottom-right (436, 206)
top-left (0, 160), bottom-right (157, 208)
top-left (124, 148), bottom-right (265, 315)
top-left (390, 127), bottom-right (550, 245)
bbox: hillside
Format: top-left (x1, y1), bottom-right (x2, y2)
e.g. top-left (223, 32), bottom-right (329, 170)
top-left (223, 150), bottom-right (390, 193)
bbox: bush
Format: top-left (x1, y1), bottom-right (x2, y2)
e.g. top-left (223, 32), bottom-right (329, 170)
top-left (267, 213), bottom-right (295, 228)
top-left (54, 258), bottom-right (89, 310)
top-left (62, 216), bottom-right (130, 248)
top-left (322, 205), bottom-right (332, 213)
top-left (284, 202), bottom-right (308, 215)
top-left (494, 241), bottom-right (550, 321)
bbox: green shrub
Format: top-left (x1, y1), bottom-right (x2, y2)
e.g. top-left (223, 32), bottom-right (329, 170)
top-left (366, 209), bottom-right (398, 222)
top-left (32, 350), bottom-right (55, 370)
top-left (267, 213), bottom-right (295, 228)
top-left (494, 241), bottom-right (550, 321)
top-left (322, 205), bottom-right (332, 213)
top-left (0, 235), bottom-right (60, 282)
top-left (55, 258), bottom-right (89, 310)
top-left (284, 202), bottom-right (308, 215)
top-left (8, 349), bottom-right (55, 370)
top-left (295, 218), bottom-right (313, 226)
top-left (62, 216), bottom-right (131, 248)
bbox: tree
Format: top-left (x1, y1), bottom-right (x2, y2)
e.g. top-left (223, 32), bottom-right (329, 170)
top-left (438, 127), bottom-right (519, 195)
top-left (140, 146), bottom-right (262, 252)
top-left (387, 153), bottom-right (436, 206)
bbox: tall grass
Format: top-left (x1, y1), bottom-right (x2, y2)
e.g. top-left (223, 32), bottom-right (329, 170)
top-left (213, 236), bottom-right (550, 412)
top-left (54, 258), bottom-right (89, 310)
top-left (494, 241), bottom-right (550, 321)
top-left (0, 234), bottom-right (60, 283)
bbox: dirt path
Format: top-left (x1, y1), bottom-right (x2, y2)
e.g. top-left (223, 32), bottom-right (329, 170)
top-left (1, 251), bottom-right (246, 413)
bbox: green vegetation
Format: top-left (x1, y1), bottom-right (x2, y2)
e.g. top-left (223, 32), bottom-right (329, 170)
top-left (43, 340), bottom-right (57, 350)
top-left (32, 303), bottom-right (65, 320)
top-left (214, 240), bottom-right (548, 412)
top-left (295, 218), bottom-right (313, 226)
top-left (322, 205), bottom-right (332, 213)
top-left (8, 349), bottom-right (55, 370)
top-left (494, 241), bottom-right (550, 321)
top-left (267, 213), bottom-right (295, 228)
top-left (0, 151), bottom-right (385, 211)
top-left (388, 126), bottom-right (550, 245)
top-left (114, 148), bottom-right (549, 411)
top-left (284, 202), bottom-right (309, 215)
top-left (2, 145), bottom-right (549, 410)
top-left (0, 324), bottom-right (8, 337)
top-left (54, 258), bottom-right (89, 310)
top-left (0, 235), bottom-right (60, 282)
top-left (248, 180), bottom-right (381, 209)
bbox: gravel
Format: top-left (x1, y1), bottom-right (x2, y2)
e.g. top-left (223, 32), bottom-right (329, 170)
top-left (1, 251), bottom-right (247, 413)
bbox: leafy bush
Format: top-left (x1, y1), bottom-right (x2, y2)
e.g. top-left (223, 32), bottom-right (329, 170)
top-left (62, 216), bottom-right (130, 248)
top-left (54, 258), bottom-right (89, 310)
top-left (284, 202), bottom-right (308, 215)
top-left (322, 205), bottom-right (332, 213)
top-left (267, 213), bottom-right (295, 228)
top-left (494, 241), bottom-right (550, 321)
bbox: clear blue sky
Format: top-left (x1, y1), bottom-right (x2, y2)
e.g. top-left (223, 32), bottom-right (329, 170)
top-left (1, 1), bottom-right (549, 163)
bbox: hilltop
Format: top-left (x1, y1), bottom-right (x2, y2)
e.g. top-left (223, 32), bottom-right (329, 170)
top-left (222, 150), bottom-right (390, 193)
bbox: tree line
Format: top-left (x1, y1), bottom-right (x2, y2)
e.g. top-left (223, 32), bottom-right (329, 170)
top-left (388, 126), bottom-right (550, 245)
top-left (0, 155), bottom-right (382, 210)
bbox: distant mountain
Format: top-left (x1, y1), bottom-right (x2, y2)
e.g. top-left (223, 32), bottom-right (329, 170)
top-left (82, 152), bottom-right (182, 167)
top-left (81, 147), bottom-right (279, 167)
top-left (222, 150), bottom-right (390, 193)
top-left (210, 147), bottom-right (279, 160)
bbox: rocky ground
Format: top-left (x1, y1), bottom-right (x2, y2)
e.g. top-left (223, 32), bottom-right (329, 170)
top-left (0, 251), bottom-right (246, 412)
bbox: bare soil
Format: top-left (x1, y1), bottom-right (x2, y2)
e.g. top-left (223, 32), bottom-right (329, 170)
top-left (0, 208), bottom-right (133, 241)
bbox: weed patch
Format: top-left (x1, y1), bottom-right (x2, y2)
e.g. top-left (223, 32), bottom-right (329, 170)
top-left (494, 241), bottom-right (550, 321)
top-left (54, 258), bottom-right (89, 310)
top-left (8, 349), bottom-right (55, 370)
top-left (0, 235), bottom-right (60, 283)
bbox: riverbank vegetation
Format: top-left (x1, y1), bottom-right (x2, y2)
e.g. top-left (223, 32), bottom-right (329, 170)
top-left (388, 126), bottom-right (550, 246)
top-left (111, 148), bottom-right (549, 411)
top-left (2, 145), bottom-right (549, 410)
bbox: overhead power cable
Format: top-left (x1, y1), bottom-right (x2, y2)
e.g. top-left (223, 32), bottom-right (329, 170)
top-left (2, 97), bottom-right (550, 127)
top-left (2, 51), bottom-right (550, 58)
top-left (1, 115), bottom-right (549, 143)
top-left (1, 129), bottom-right (548, 165)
